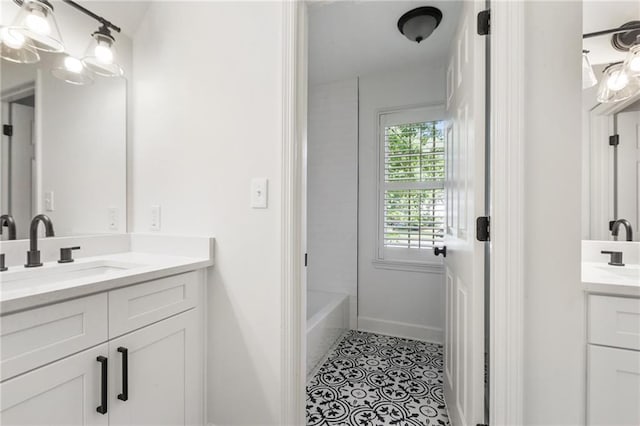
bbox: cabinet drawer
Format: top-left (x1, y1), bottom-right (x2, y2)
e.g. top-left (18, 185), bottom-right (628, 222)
top-left (588, 345), bottom-right (640, 425)
top-left (1, 293), bottom-right (108, 381)
top-left (589, 295), bottom-right (640, 350)
top-left (109, 272), bottom-right (199, 338)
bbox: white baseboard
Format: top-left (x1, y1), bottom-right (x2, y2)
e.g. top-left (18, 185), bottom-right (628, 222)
top-left (357, 316), bottom-right (443, 344)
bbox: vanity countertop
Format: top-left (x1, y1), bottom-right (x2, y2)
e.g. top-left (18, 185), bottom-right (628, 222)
top-left (0, 234), bottom-right (214, 315)
top-left (582, 262), bottom-right (640, 297)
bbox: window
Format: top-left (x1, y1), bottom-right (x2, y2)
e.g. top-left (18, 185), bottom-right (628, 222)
top-left (377, 106), bottom-right (445, 264)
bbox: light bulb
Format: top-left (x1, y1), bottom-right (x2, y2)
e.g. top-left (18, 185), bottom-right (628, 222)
top-left (94, 43), bottom-right (113, 64)
top-left (606, 70), bottom-right (629, 91)
top-left (0, 28), bottom-right (25, 49)
top-left (64, 56), bottom-right (83, 73)
top-left (630, 56), bottom-right (640, 73)
top-left (25, 11), bottom-right (50, 35)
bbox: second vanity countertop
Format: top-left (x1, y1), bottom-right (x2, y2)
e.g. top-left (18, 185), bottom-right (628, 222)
top-left (582, 240), bottom-right (640, 297)
top-left (0, 234), bottom-right (214, 315)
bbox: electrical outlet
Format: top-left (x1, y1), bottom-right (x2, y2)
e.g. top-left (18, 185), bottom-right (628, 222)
top-left (251, 178), bottom-right (268, 208)
top-left (150, 205), bottom-right (161, 231)
top-left (108, 207), bottom-right (118, 231)
top-left (44, 191), bottom-right (54, 211)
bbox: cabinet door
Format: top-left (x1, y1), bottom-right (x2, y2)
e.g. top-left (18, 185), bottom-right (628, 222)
top-left (108, 309), bottom-right (202, 426)
top-left (0, 344), bottom-right (109, 426)
top-left (588, 345), bottom-right (640, 425)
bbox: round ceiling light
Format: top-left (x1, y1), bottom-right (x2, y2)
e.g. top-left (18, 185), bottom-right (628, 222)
top-left (397, 6), bottom-right (443, 44)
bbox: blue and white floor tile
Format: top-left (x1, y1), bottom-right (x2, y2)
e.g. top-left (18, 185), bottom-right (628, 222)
top-left (306, 330), bottom-right (450, 426)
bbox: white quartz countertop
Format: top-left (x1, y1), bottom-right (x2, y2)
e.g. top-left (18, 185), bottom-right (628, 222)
top-left (0, 234), bottom-right (214, 315)
top-left (582, 262), bottom-right (640, 297)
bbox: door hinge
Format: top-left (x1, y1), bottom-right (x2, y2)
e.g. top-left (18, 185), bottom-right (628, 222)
top-left (476, 216), bottom-right (490, 242)
top-left (3, 124), bottom-right (13, 137)
top-left (477, 9), bottom-right (490, 35)
top-left (609, 134), bottom-right (619, 146)
top-left (304, 253), bottom-right (308, 267)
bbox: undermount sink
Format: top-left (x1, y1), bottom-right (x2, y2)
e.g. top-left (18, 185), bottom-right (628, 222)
top-left (0, 260), bottom-right (144, 288)
top-left (582, 262), bottom-right (640, 286)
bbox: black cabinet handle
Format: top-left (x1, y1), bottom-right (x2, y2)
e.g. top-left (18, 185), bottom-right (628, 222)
top-left (434, 246), bottom-right (447, 257)
top-left (96, 356), bottom-right (108, 414)
top-left (117, 347), bottom-right (128, 401)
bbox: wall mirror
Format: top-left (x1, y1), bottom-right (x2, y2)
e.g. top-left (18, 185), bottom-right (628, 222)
top-left (582, 2), bottom-right (640, 242)
top-left (0, 2), bottom-right (129, 241)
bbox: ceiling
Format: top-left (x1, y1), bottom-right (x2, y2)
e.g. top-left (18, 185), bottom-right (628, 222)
top-left (583, 0), bottom-right (640, 65)
top-left (308, 1), bottom-right (462, 85)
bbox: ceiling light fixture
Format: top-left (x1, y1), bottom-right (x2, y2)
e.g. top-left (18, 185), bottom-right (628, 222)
top-left (81, 25), bottom-right (123, 77)
top-left (582, 50), bottom-right (598, 89)
top-left (397, 7), bottom-right (443, 44)
top-left (623, 36), bottom-right (640, 78)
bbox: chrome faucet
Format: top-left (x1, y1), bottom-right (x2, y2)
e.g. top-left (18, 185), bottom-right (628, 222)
top-left (0, 214), bottom-right (17, 240)
top-left (25, 214), bottom-right (55, 268)
top-left (611, 219), bottom-right (633, 242)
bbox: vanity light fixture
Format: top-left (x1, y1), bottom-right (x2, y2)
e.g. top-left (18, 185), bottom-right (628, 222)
top-left (397, 7), bottom-right (443, 44)
top-left (584, 21), bottom-right (640, 103)
top-left (12, 0), bottom-right (64, 52)
top-left (582, 50), bottom-right (598, 89)
top-left (596, 62), bottom-right (639, 103)
top-left (82, 25), bottom-right (123, 77)
top-left (51, 54), bottom-right (94, 85)
top-left (0, 26), bottom-right (40, 63)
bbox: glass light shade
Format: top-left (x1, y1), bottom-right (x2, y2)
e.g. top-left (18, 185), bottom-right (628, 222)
top-left (51, 55), bottom-right (94, 86)
top-left (597, 63), bottom-right (640, 103)
top-left (0, 27), bottom-right (40, 63)
top-left (14, 0), bottom-right (64, 53)
top-left (582, 51), bottom-right (598, 89)
top-left (82, 30), bottom-right (123, 77)
top-left (623, 44), bottom-right (640, 78)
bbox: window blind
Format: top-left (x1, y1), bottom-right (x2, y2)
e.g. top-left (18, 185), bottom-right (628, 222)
top-left (383, 120), bottom-right (445, 249)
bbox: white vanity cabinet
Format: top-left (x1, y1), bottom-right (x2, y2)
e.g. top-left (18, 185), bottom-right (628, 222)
top-left (0, 271), bottom-right (204, 426)
top-left (587, 295), bottom-right (640, 425)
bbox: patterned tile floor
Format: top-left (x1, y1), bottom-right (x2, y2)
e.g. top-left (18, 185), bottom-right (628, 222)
top-left (306, 330), bottom-right (450, 426)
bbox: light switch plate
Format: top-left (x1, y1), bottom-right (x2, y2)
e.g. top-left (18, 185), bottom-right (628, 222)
top-left (108, 207), bottom-right (118, 231)
top-left (251, 178), bottom-right (268, 208)
top-left (44, 191), bottom-right (54, 211)
top-left (150, 205), bottom-right (161, 231)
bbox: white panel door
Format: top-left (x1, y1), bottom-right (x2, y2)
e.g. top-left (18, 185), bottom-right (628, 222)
top-left (0, 343), bottom-right (109, 426)
top-left (108, 309), bottom-right (202, 426)
top-left (616, 109), bottom-right (640, 241)
top-left (442, 2), bottom-right (486, 426)
top-left (588, 344), bottom-right (640, 425)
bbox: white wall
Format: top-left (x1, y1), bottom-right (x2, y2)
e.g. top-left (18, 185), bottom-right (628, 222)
top-left (307, 78), bottom-right (358, 328)
top-left (131, 2), bottom-right (284, 424)
top-left (523, 1), bottom-right (585, 424)
top-left (358, 64), bottom-right (446, 343)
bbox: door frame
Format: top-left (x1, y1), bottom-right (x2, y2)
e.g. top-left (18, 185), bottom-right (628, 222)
top-left (280, 1), bottom-right (526, 424)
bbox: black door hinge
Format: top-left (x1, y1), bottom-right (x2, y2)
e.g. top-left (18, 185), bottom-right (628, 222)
top-left (477, 9), bottom-right (490, 35)
top-left (304, 253), bottom-right (308, 267)
top-left (3, 124), bottom-right (13, 137)
top-left (609, 134), bottom-right (619, 146)
top-left (476, 216), bottom-right (490, 242)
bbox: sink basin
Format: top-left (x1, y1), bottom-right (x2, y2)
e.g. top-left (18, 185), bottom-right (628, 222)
top-left (0, 260), bottom-right (144, 289)
top-left (583, 262), bottom-right (640, 286)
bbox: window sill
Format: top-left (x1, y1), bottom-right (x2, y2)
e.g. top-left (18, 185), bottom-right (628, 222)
top-left (371, 258), bottom-right (444, 274)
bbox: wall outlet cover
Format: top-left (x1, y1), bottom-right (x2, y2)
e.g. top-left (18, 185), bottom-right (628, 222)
top-left (251, 178), bottom-right (268, 209)
top-left (150, 205), bottom-right (161, 231)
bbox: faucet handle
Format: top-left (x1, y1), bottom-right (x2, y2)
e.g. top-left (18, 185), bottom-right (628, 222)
top-left (0, 253), bottom-right (7, 272)
top-left (58, 246), bottom-right (80, 264)
top-left (601, 250), bottom-right (625, 267)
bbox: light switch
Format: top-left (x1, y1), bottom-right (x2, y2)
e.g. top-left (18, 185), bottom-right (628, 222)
top-left (150, 205), bottom-right (161, 231)
top-left (44, 191), bottom-right (54, 211)
top-left (251, 178), bottom-right (268, 208)
top-left (108, 207), bottom-right (118, 231)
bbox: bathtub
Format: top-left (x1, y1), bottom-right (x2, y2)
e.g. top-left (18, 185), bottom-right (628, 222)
top-left (307, 290), bottom-right (349, 376)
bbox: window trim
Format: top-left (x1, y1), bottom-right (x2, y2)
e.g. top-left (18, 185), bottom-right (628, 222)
top-left (374, 104), bottom-right (446, 268)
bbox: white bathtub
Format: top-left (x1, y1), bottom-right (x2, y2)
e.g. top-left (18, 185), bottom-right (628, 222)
top-left (307, 290), bottom-right (349, 376)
